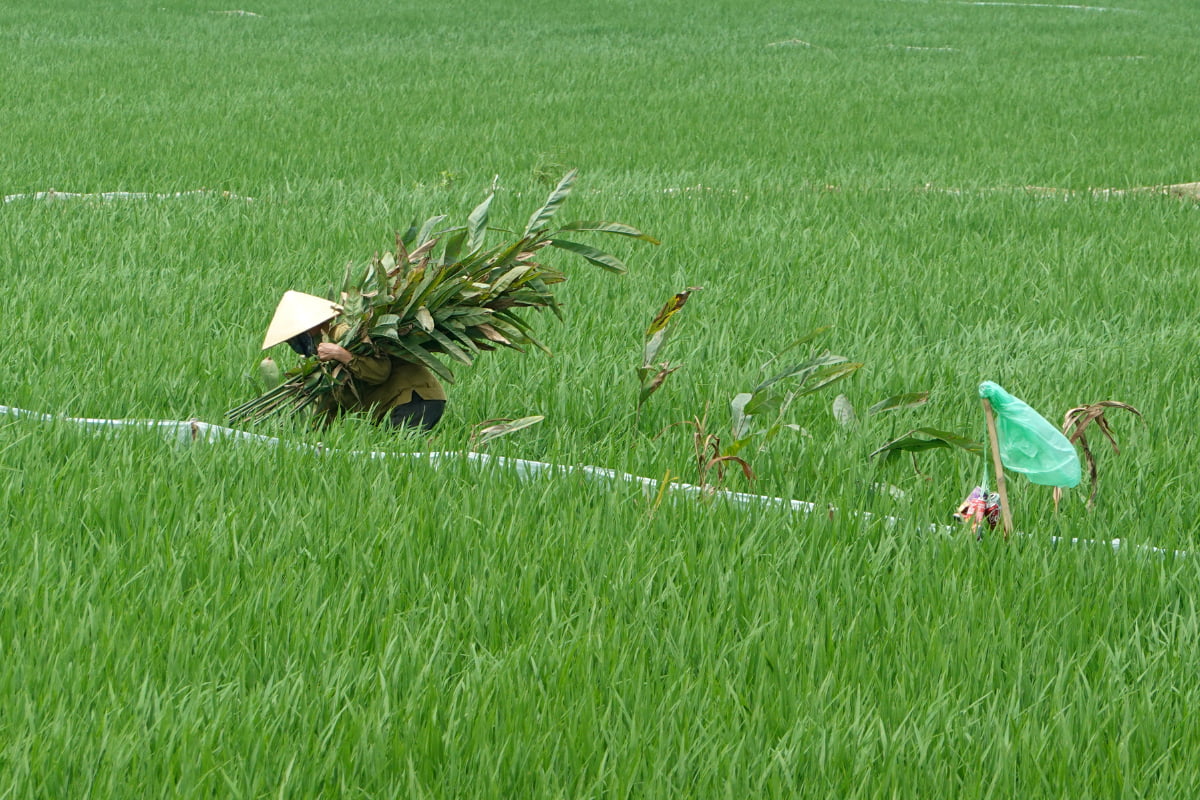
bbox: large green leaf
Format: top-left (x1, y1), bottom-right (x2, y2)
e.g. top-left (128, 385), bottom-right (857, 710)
top-left (869, 428), bottom-right (983, 459)
top-left (446, 309), bottom-right (495, 327)
top-left (556, 220), bottom-right (660, 244)
top-left (487, 265), bottom-right (530, 298)
top-left (529, 277), bottom-right (563, 321)
top-left (385, 337), bottom-right (456, 383)
top-left (397, 266), bottom-right (440, 320)
top-left (493, 309), bottom-right (551, 354)
top-left (723, 437), bottom-right (754, 458)
top-left (426, 327), bottom-right (474, 365)
top-left (753, 351), bottom-right (846, 394)
top-left (423, 275), bottom-right (470, 312)
top-left (743, 390), bottom-right (782, 417)
top-left (368, 313), bottom-right (399, 331)
top-left (369, 258), bottom-right (388, 296)
top-left (524, 170), bottom-right (576, 235)
top-left (398, 220), bottom-right (419, 249)
top-left (415, 215), bottom-right (447, 248)
top-left (487, 235), bottom-right (535, 274)
top-left (491, 307), bottom-right (536, 334)
top-left (546, 239), bottom-right (628, 273)
top-left (730, 392), bottom-right (757, 441)
top-left (442, 228), bottom-right (467, 265)
top-left (643, 329), bottom-right (669, 367)
top-left (475, 415), bottom-right (544, 446)
top-left (793, 362), bottom-right (863, 397)
top-left (440, 323), bottom-right (483, 355)
top-left (467, 193), bottom-right (493, 254)
top-left (868, 392), bottom-right (930, 415)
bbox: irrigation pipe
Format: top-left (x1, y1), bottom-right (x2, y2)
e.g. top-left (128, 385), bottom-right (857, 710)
top-left (0, 404), bottom-right (1185, 558)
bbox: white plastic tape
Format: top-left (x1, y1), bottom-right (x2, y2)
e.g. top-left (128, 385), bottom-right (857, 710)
top-left (4, 189), bottom-right (253, 204)
top-left (0, 404), bottom-right (1184, 557)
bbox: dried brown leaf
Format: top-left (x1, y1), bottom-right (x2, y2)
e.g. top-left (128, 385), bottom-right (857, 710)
top-left (408, 239), bottom-right (437, 264)
top-left (706, 454), bottom-right (756, 482)
top-left (1059, 400), bottom-right (1141, 511)
top-left (477, 323), bottom-right (511, 345)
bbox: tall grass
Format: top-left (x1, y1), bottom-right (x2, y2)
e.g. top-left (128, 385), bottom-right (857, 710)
top-left (4, 0), bottom-right (1200, 795)
top-left (3, 422), bottom-right (1199, 796)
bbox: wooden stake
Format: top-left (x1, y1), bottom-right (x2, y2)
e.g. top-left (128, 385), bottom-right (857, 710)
top-left (982, 398), bottom-right (1014, 539)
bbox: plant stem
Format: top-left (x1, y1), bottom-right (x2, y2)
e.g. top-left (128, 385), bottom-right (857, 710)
top-left (982, 398), bottom-right (1014, 539)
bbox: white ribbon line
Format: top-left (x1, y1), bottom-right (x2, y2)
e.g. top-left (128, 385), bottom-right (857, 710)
top-left (7, 184), bottom-right (1194, 206)
top-left (3, 189), bottom-right (254, 204)
top-left (958, 1), bottom-right (1133, 11)
top-left (0, 404), bottom-right (1184, 558)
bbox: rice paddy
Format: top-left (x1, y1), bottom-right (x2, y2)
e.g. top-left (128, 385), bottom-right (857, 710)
top-left (3, 0), bottom-right (1200, 795)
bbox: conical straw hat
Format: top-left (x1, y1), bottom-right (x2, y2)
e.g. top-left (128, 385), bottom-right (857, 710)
top-left (261, 291), bottom-right (342, 350)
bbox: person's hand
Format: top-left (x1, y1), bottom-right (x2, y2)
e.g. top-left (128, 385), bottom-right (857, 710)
top-left (317, 343), bottom-right (353, 365)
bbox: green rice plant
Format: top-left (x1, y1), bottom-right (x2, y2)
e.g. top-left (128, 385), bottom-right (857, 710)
top-left (8, 1), bottom-right (1200, 795)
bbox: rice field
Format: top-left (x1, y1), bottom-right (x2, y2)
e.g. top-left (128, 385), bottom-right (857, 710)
top-left (3, 0), bottom-right (1200, 796)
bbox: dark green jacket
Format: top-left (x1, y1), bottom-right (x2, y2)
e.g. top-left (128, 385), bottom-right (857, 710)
top-left (322, 351), bottom-right (446, 423)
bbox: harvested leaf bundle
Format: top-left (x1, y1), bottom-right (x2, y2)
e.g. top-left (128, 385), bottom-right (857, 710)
top-left (228, 172), bottom-right (656, 424)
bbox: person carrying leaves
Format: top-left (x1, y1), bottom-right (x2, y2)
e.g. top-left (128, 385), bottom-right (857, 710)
top-left (228, 172), bottom-right (657, 429)
top-left (261, 290), bottom-right (447, 432)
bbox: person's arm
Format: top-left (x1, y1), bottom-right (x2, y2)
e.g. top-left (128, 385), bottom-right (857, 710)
top-left (317, 343), bottom-right (392, 385)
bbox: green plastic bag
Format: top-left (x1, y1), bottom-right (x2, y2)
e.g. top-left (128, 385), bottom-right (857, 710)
top-left (979, 382), bottom-right (1081, 488)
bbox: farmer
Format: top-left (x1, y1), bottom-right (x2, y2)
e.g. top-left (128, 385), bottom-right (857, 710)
top-left (261, 290), bottom-right (447, 432)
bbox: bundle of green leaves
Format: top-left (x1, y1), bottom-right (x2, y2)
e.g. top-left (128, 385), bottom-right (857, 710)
top-left (228, 172), bottom-right (657, 424)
